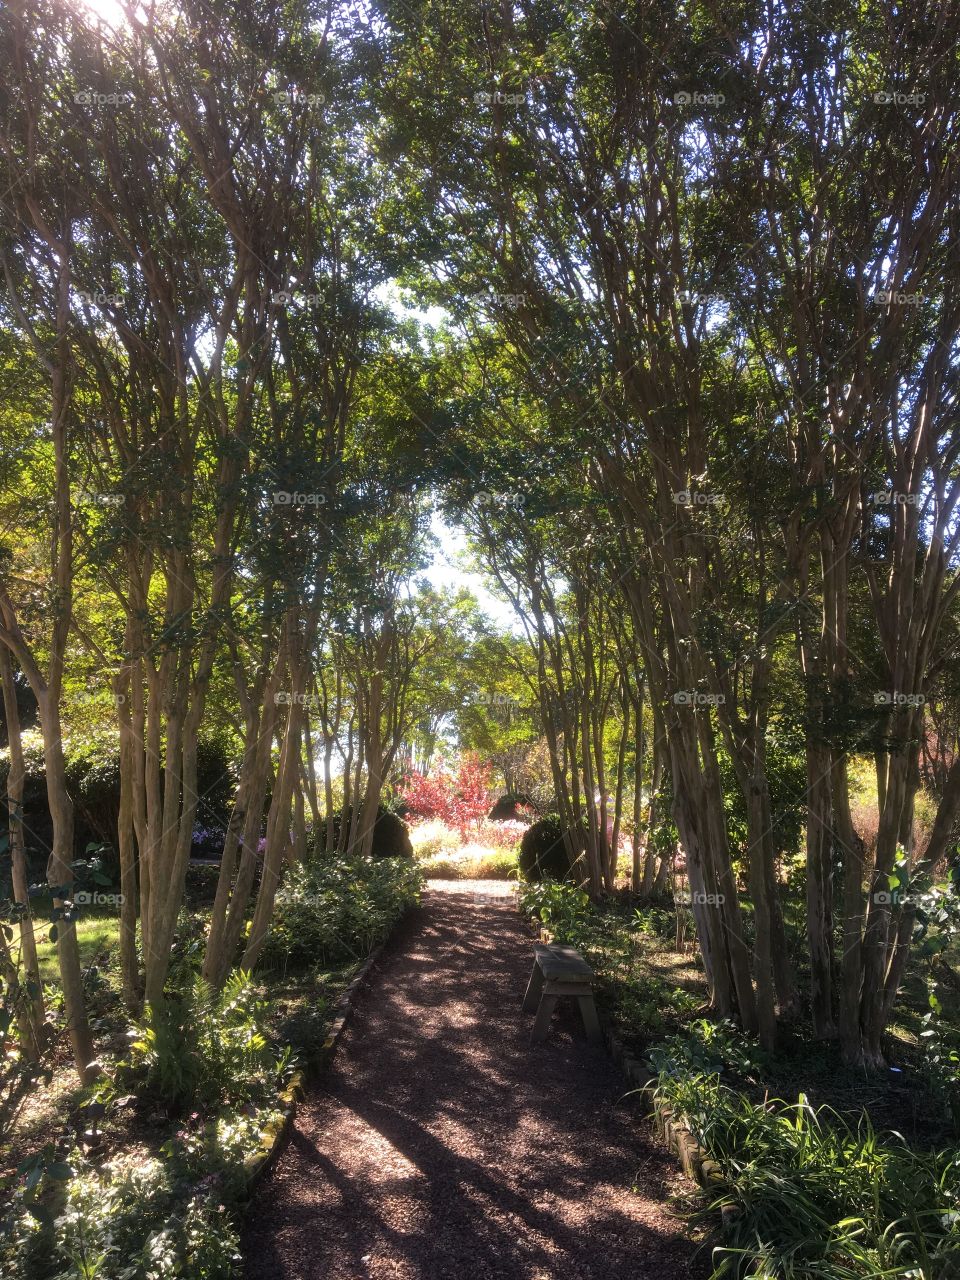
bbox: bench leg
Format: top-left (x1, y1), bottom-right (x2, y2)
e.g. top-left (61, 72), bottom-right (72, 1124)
top-left (522, 963), bottom-right (544, 1014)
top-left (578, 995), bottom-right (602, 1043)
top-left (530, 995), bottom-right (559, 1043)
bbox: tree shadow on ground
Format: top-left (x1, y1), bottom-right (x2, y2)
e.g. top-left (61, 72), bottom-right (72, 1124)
top-left (243, 890), bottom-right (709, 1280)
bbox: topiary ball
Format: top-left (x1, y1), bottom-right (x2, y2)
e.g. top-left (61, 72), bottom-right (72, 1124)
top-left (518, 814), bottom-right (573, 881)
top-left (488, 792), bottom-right (534, 822)
top-left (318, 804), bottom-right (413, 859)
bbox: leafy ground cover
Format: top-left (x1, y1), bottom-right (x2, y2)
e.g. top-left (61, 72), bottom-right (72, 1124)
top-left (0, 856), bottom-right (421, 1278)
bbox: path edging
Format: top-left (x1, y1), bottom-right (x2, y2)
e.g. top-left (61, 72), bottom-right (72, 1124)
top-left (243, 936), bottom-right (390, 1190)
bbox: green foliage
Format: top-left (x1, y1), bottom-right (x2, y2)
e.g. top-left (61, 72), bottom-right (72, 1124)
top-left (518, 815), bottom-right (574, 882)
top-left (0, 733), bottom-right (237, 880)
top-left (519, 882), bottom-right (707, 1042)
top-left (518, 878), bottom-right (591, 940)
top-left (649, 1018), bottom-right (765, 1083)
top-left (118, 973), bottom-right (290, 1116)
top-left (2, 1148), bottom-right (244, 1279)
top-left (717, 727), bottom-right (807, 863)
top-left (920, 986), bottom-right (960, 1130)
top-left (613, 971), bottom-right (701, 1042)
top-left (653, 1067), bottom-right (960, 1280)
top-left (260, 856), bottom-right (421, 973)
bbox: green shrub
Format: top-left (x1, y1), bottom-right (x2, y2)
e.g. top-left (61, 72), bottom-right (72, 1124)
top-left (272, 992), bottom-right (333, 1071)
top-left (118, 972), bottom-right (290, 1116)
top-left (260, 856), bottom-right (421, 973)
top-left (316, 804), bottom-right (414, 859)
top-left (920, 988), bottom-right (960, 1130)
top-left (487, 793), bottom-right (533, 821)
top-left (0, 733), bottom-right (237, 882)
top-left (648, 1018), bottom-right (765, 1082)
top-left (518, 814), bottom-right (575, 881)
top-left (2, 1143), bottom-right (246, 1279)
top-left (519, 879), bottom-right (592, 941)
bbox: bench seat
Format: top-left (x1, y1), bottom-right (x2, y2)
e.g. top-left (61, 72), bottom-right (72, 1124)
top-left (523, 943), bottom-right (601, 1044)
top-left (533, 942), bottom-right (595, 983)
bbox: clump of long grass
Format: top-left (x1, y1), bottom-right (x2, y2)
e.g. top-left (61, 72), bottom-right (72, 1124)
top-left (654, 1067), bottom-right (960, 1279)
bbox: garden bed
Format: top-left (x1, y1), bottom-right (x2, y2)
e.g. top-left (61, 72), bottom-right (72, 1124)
top-left (519, 880), bottom-right (960, 1279)
top-left (0, 856), bottom-right (421, 1278)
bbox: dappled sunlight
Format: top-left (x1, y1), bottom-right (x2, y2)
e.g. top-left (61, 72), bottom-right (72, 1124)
top-left (244, 891), bottom-right (704, 1279)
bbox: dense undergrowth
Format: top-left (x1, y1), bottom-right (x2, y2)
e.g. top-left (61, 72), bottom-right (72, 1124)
top-left (1, 857), bottom-right (421, 1278)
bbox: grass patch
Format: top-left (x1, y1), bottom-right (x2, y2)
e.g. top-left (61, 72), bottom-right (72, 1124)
top-left (16, 895), bottom-right (121, 984)
top-left (424, 850), bottom-right (518, 880)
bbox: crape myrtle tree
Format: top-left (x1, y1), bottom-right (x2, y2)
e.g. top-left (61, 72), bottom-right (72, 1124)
top-left (0, 340), bottom-right (55, 1065)
top-left (724, 2), bottom-right (960, 1065)
top-left (371, 0), bottom-right (960, 1059)
top-left (0, 74), bottom-right (99, 1076)
top-left (386, 587), bottom-right (482, 784)
top-left (1, 0), bottom-right (337, 1011)
top-left (0, 0), bottom-right (441, 1042)
top-left (472, 501), bottom-right (641, 894)
top-left (438, 412), bottom-right (652, 895)
top-left (449, 630), bottom-right (541, 795)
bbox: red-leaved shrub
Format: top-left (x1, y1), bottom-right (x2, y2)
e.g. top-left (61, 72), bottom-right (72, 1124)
top-left (400, 754), bottom-right (493, 837)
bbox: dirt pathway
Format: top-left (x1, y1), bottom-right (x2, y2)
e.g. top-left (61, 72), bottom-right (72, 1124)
top-left (243, 882), bottom-right (706, 1280)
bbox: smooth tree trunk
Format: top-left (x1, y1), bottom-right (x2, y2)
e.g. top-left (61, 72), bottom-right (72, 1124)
top-left (114, 660), bottom-right (141, 1011)
top-left (37, 689), bottom-right (97, 1081)
top-left (0, 647), bottom-right (45, 1055)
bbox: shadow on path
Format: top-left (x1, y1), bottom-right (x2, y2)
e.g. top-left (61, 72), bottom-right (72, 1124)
top-left (243, 884), bottom-right (706, 1280)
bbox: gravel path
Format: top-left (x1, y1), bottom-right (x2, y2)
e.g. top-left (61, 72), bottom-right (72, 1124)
top-left (243, 883), bottom-right (705, 1280)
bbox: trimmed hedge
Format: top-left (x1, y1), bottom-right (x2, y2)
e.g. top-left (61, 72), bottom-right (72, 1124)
top-left (518, 814), bottom-right (575, 881)
top-left (0, 734), bottom-right (237, 880)
top-left (487, 792), bottom-right (533, 822)
top-left (314, 804), bottom-right (413, 859)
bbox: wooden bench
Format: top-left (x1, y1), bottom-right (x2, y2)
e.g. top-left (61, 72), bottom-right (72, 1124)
top-left (522, 943), bottom-right (601, 1044)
